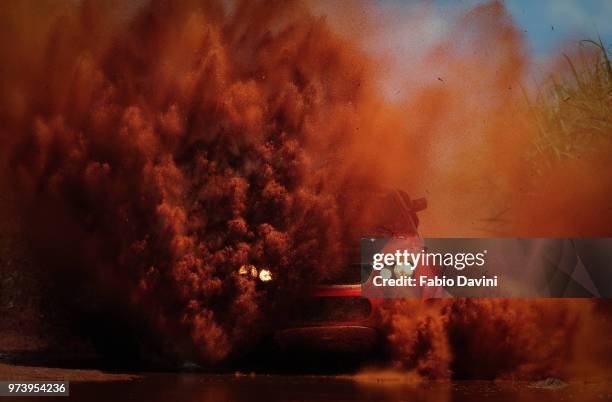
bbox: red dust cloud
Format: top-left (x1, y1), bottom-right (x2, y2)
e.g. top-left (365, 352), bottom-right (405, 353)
top-left (0, 0), bottom-right (610, 377)
top-left (378, 299), bottom-right (612, 380)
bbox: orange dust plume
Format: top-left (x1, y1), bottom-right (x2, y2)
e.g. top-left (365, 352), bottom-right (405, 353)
top-left (0, 0), bottom-right (610, 372)
top-left (379, 298), bottom-right (612, 380)
top-left (383, 1), bottom-right (612, 236)
top-left (0, 0), bottom-right (406, 364)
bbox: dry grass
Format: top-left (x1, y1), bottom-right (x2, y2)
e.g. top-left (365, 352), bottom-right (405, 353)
top-left (524, 37), bottom-right (612, 172)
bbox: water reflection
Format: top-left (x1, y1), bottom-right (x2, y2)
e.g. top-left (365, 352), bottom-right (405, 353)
top-left (4, 375), bottom-right (610, 402)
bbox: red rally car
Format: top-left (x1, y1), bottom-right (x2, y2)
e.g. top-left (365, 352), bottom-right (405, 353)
top-left (274, 189), bottom-right (428, 359)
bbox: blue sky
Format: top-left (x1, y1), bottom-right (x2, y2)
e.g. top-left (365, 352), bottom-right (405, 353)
top-left (497, 0), bottom-right (611, 55)
top-left (390, 0), bottom-right (612, 56)
top-left (342, 0), bottom-right (612, 96)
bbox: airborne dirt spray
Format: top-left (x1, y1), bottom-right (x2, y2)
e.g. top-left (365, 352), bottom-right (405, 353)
top-left (0, 0), bottom-right (610, 376)
top-left (377, 299), bottom-right (607, 380)
top-left (0, 0), bottom-right (408, 365)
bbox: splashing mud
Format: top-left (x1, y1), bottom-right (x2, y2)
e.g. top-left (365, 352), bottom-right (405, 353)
top-left (0, 0), bottom-right (610, 375)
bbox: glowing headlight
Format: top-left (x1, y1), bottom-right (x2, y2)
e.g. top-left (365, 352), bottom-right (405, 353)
top-left (259, 269), bottom-right (272, 282)
top-left (239, 264), bottom-right (258, 278)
